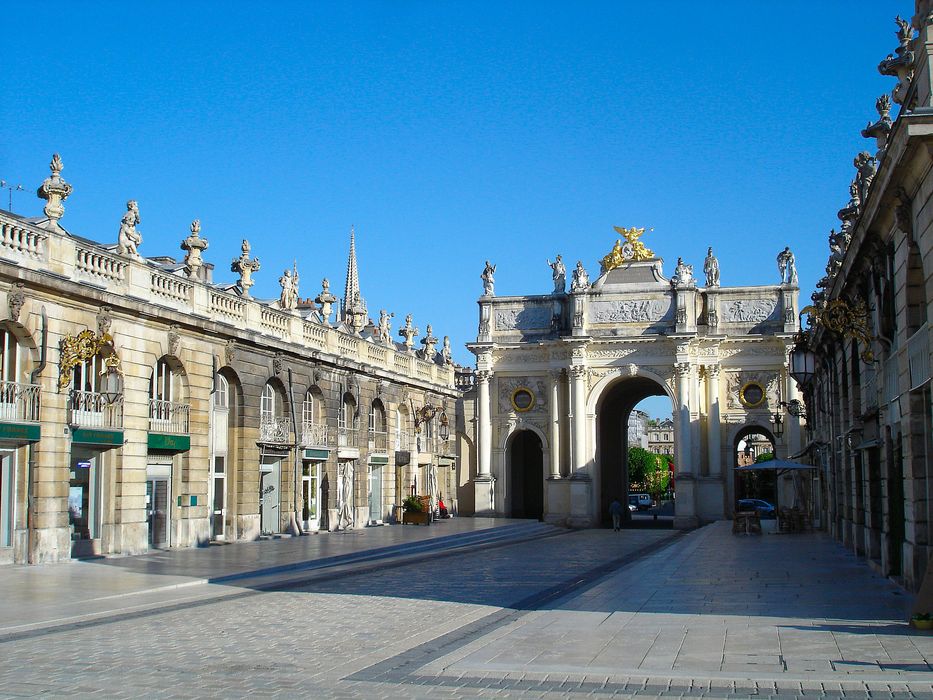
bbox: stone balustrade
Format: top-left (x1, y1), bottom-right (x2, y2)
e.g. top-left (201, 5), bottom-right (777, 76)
top-left (0, 211), bottom-right (455, 390)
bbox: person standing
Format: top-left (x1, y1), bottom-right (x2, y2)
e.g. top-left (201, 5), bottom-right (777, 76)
top-left (609, 498), bottom-right (623, 532)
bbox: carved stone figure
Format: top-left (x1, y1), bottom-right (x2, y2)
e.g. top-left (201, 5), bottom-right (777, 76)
top-left (398, 313), bottom-right (419, 352)
top-left (570, 260), bottom-right (589, 292)
top-left (97, 306), bottom-right (113, 336)
top-left (420, 324), bottom-right (438, 359)
top-left (703, 247), bottom-right (720, 287)
top-left (879, 16), bottom-right (916, 105)
top-left (862, 93), bottom-right (893, 160)
top-left (231, 239), bottom-right (261, 297)
top-left (377, 309), bottom-right (394, 344)
top-left (116, 200), bottom-right (142, 258)
top-left (37, 153), bottom-right (73, 225)
top-left (672, 257), bottom-right (694, 286)
top-left (278, 263), bottom-right (299, 310)
top-left (547, 255), bottom-right (566, 294)
top-left (481, 260), bottom-right (496, 296)
top-left (315, 278), bottom-right (337, 322)
top-left (225, 339), bottom-right (237, 365)
top-left (854, 151), bottom-right (877, 203)
top-left (441, 336), bottom-right (453, 365)
top-left (168, 325), bottom-right (180, 356)
top-left (181, 219), bottom-right (209, 278)
top-left (777, 246), bottom-right (797, 285)
top-left (7, 283), bottom-right (25, 323)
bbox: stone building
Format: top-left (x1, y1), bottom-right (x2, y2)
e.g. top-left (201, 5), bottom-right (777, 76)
top-left (463, 231), bottom-right (803, 528)
top-left (627, 409), bottom-right (649, 449)
top-left (793, 3), bottom-right (933, 590)
top-left (0, 155), bottom-right (458, 565)
top-left (646, 418), bottom-right (674, 457)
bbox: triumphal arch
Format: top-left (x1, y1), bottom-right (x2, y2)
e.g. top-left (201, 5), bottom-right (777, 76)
top-left (466, 228), bottom-right (803, 528)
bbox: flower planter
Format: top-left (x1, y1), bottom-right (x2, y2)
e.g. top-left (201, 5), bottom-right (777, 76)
top-left (403, 511), bottom-right (431, 526)
top-left (912, 618), bottom-right (933, 630)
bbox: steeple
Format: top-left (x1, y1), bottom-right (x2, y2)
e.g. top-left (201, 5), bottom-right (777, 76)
top-left (343, 226), bottom-right (367, 332)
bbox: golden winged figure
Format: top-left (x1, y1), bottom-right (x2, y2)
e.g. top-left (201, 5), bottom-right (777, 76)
top-left (600, 226), bottom-right (655, 272)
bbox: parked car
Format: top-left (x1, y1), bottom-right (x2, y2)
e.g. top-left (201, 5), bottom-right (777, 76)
top-left (737, 498), bottom-right (776, 519)
top-left (629, 493), bottom-right (653, 511)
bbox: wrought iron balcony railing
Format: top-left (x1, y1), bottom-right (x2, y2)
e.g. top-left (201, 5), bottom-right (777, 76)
top-left (70, 390), bottom-right (124, 429)
top-left (0, 380), bottom-right (40, 423)
top-left (368, 429), bottom-right (388, 453)
top-left (260, 415), bottom-right (290, 443)
top-left (149, 398), bottom-right (190, 434)
top-left (337, 426), bottom-right (358, 448)
top-left (301, 422), bottom-right (329, 448)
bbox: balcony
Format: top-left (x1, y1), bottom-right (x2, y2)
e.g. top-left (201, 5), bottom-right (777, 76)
top-left (368, 429), bottom-right (388, 454)
top-left (149, 399), bottom-right (190, 434)
top-left (69, 390), bottom-right (124, 446)
top-left (0, 381), bottom-right (41, 443)
top-left (260, 415), bottom-right (290, 444)
top-left (394, 430), bottom-right (411, 451)
top-left (337, 427), bottom-right (358, 448)
top-left (70, 390), bottom-right (124, 429)
top-left (301, 422), bottom-right (329, 448)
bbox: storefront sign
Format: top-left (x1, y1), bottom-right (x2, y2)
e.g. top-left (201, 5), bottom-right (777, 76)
top-left (147, 433), bottom-right (191, 452)
top-left (369, 455), bottom-right (389, 465)
top-left (0, 422), bottom-right (40, 443)
top-left (76, 460), bottom-right (91, 469)
top-left (395, 450), bottom-right (411, 466)
top-left (303, 448), bottom-right (329, 461)
top-left (72, 428), bottom-right (124, 446)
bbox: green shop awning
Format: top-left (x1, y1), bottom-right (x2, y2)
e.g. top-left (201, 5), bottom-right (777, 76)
top-left (148, 433), bottom-right (191, 452)
top-left (0, 421), bottom-right (40, 444)
top-left (369, 455), bottom-right (389, 465)
top-left (303, 448), bottom-right (329, 461)
top-left (73, 428), bottom-right (124, 446)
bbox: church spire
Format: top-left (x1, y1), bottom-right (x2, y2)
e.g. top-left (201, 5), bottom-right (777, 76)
top-left (342, 226), bottom-right (367, 332)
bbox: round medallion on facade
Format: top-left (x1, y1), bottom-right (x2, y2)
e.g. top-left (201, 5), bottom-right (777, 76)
top-left (739, 381), bottom-right (766, 408)
top-left (510, 386), bottom-right (536, 412)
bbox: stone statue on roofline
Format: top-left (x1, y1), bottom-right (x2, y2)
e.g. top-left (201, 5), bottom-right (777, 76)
top-left (421, 324), bottom-right (438, 359)
top-left (570, 260), bottom-right (589, 293)
top-left (399, 313), bottom-right (419, 352)
top-left (116, 200), bottom-right (142, 258)
top-left (279, 262), bottom-right (299, 310)
top-left (377, 309), bottom-right (394, 344)
top-left (547, 255), bottom-right (566, 294)
top-left (441, 336), bottom-right (453, 365)
top-left (672, 257), bottom-right (694, 286)
top-left (703, 247), bottom-right (720, 287)
top-left (777, 246), bottom-right (797, 285)
top-left (481, 260), bottom-right (496, 296)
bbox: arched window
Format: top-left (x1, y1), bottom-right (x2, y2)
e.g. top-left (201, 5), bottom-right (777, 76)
top-left (261, 384), bottom-right (276, 420)
top-left (338, 393), bottom-right (357, 447)
top-left (71, 351), bottom-right (123, 429)
top-left (395, 406), bottom-right (409, 450)
top-left (0, 327), bottom-right (35, 422)
top-left (301, 389), bottom-right (327, 447)
top-left (302, 390), bottom-right (315, 425)
top-left (214, 374), bottom-right (229, 409)
top-left (150, 358), bottom-right (188, 433)
top-left (369, 400), bottom-right (387, 452)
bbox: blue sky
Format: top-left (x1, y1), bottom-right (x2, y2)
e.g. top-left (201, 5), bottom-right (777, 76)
top-left (2, 1), bottom-right (899, 418)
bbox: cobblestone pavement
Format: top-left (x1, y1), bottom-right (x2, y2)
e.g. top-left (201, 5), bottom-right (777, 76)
top-left (2, 523), bottom-right (932, 699)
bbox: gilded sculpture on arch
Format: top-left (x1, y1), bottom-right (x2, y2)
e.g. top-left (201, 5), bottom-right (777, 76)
top-left (600, 226), bottom-right (655, 273)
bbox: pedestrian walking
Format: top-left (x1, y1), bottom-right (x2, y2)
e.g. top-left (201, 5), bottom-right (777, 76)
top-left (608, 498), bottom-right (623, 531)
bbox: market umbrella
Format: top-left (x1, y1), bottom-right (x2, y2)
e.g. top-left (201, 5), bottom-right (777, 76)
top-left (735, 459), bottom-right (818, 528)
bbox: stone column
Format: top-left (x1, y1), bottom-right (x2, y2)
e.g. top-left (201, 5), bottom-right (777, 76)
top-left (474, 369), bottom-right (495, 514)
top-left (569, 364), bottom-right (587, 477)
top-left (675, 362), bottom-right (692, 476)
top-left (706, 365), bottom-right (721, 477)
top-left (548, 369), bottom-right (562, 479)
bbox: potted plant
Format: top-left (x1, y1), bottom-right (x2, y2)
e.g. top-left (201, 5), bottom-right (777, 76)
top-left (912, 613), bottom-right (933, 630)
top-left (402, 495), bottom-right (430, 526)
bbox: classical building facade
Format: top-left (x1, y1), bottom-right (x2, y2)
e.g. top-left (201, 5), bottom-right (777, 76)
top-left (464, 230), bottom-right (803, 528)
top-left (0, 155), bottom-right (458, 565)
top-left (795, 3), bottom-right (933, 591)
top-left (646, 418), bottom-right (674, 457)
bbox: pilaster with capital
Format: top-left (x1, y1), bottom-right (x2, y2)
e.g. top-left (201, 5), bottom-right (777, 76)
top-left (706, 364), bottom-right (722, 476)
top-left (675, 362), bottom-right (692, 475)
top-left (548, 369), bottom-right (563, 478)
top-left (569, 363), bottom-right (588, 478)
top-left (475, 369), bottom-right (493, 479)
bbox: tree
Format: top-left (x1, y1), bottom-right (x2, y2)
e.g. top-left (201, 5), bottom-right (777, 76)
top-left (644, 459), bottom-right (670, 503)
top-left (755, 452), bottom-right (774, 463)
top-left (627, 446), bottom-right (656, 486)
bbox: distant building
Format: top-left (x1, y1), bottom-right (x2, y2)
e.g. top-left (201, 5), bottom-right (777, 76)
top-left (627, 409), bottom-right (649, 449)
top-left (647, 418), bottom-right (674, 457)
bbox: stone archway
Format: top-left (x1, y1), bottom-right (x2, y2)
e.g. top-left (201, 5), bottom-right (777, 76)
top-left (506, 430), bottom-right (544, 520)
top-left (732, 424), bottom-right (777, 508)
top-left (594, 375), bottom-right (672, 527)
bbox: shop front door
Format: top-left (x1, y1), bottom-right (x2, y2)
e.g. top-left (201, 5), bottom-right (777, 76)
top-left (146, 475), bottom-right (171, 548)
top-left (260, 459), bottom-right (280, 535)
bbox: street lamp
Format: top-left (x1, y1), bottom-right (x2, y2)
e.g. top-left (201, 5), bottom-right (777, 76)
top-left (99, 355), bottom-right (124, 406)
top-left (438, 412), bottom-right (450, 441)
top-left (771, 411), bottom-right (784, 438)
top-left (789, 338), bottom-right (818, 388)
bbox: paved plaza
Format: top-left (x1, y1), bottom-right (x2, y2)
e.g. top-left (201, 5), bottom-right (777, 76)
top-left (1, 520), bottom-right (932, 698)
